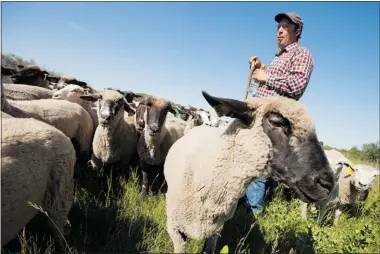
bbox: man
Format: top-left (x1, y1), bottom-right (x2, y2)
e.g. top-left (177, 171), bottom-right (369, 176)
top-left (245, 12), bottom-right (315, 215)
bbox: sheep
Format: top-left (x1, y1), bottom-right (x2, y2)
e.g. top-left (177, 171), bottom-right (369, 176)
top-left (47, 75), bottom-right (87, 90)
top-left (1, 83), bottom-right (93, 163)
top-left (136, 95), bottom-right (187, 197)
top-left (3, 83), bottom-right (54, 100)
top-left (10, 64), bottom-right (52, 89)
top-left (52, 84), bottom-right (98, 130)
top-left (1, 116), bottom-right (76, 250)
top-left (301, 149), bottom-right (380, 225)
top-left (79, 89), bottom-right (139, 174)
top-left (164, 91), bottom-right (336, 254)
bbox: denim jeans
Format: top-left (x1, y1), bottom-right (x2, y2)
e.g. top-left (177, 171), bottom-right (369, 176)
top-left (245, 177), bottom-right (266, 214)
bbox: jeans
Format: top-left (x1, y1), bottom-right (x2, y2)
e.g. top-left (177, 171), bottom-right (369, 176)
top-left (245, 177), bottom-right (266, 214)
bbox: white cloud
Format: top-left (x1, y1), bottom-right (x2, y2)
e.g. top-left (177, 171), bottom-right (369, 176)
top-left (67, 21), bottom-right (88, 33)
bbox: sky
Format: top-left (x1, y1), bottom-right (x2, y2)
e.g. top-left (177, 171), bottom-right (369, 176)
top-left (1, 1), bottom-right (379, 149)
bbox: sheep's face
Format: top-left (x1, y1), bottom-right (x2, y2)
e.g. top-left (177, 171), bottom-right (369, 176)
top-left (350, 164), bottom-right (380, 192)
top-left (52, 84), bottom-right (88, 104)
top-left (80, 90), bottom-right (135, 126)
top-left (202, 90), bottom-right (336, 204)
top-left (137, 96), bottom-right (177, 136)
top-left (196, 110), bottom-right (213, 126)
top-left (11, 65), bottom-right (49, 86)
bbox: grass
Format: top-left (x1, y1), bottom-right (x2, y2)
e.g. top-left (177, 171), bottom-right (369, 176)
top-left (2, 162), bottom-right (380, 254)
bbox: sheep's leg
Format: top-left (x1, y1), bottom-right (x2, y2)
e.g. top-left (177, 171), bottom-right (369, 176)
top-left (201, 234), bottom-right (220, 254)
top-left (333, 208), bottom-right (342, 226)
top-left (317, 205), bottom-right (328, 225)
top-left (167, 226), bottom-right (186, 253)
top-left (141, 169), bottom-right (149, 197)
top-left (300, 202), bottom-right (308, 220)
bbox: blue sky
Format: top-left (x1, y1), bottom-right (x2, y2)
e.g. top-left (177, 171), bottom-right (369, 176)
top-left (2, 1), bottom-right (379, 149)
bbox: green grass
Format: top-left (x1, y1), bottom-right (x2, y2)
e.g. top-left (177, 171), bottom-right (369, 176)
top-left (2, 164), bottom-right (380, 254)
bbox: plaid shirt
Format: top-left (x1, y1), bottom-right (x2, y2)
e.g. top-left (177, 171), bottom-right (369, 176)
top-left (253, 42), bottom-right (314, 101)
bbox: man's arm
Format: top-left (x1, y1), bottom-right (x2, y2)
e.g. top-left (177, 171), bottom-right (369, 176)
top-left (266, 48), bottom-right (314, 100)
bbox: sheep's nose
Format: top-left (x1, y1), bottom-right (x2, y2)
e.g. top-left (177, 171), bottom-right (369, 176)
top-left (101, 113), bottom-right (111, 121)
top-left (149, 124), bottom-right (159, 133)
top-left (358, 182), bottom-right (367, 188)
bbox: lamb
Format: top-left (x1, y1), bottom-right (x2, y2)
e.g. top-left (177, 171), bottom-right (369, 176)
top-left (136, 95), bottom-right (187, 196)
top-left (301, 149), bottom-right (380, 225)
top-left (79, 89), bottom-right (139, 173)
top-left (10, 64), bottom-right (52, 89)
top-left (3, 83), bottom-right (54, 100)
top-left (164, 91), bottom-right (336, 254)
top-left (52, 84), bottom-right (98, 130)
top-left (1, 83), bottom-right (93, 162)
top-left (1, 116), bottom-right (76, 250)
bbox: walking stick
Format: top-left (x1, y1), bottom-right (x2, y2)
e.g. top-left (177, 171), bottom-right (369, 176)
top-left (244, 61), bottom-right (256, 100)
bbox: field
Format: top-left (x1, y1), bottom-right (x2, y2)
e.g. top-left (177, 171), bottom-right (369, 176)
top-left (2, 53), bottom-right (379, 254)
top-left (2, 155), bottom-right (379, 254)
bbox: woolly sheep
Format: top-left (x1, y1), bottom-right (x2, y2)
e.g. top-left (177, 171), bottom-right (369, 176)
top-left (1, 116), bottom-right (76, 250)
top-left (3, 83), bottom-right (54, 100)
top-left (164, 91), bottom-right (335, 254)
top-left (80, 89), bottom-right (139, 172)
top-left (301, 149), bottom-right (380, 225)
top-left (136, 95), bottom-right (187, 197)
top-left (1, 83), bottom-right (93, 162)
top-left (52, 84), bottom-right (98, 130)
top-left (10, 64), bottom-right (52, 89)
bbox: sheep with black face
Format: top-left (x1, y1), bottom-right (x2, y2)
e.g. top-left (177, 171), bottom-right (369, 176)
top-left (136, 95), bottom-right (187, 196)
top-left (80, 89), bottom-right (139, 173)
top-left (10, 65), bottom-right (52, 89)
top-left (164, 91), bottom-right (336, 254)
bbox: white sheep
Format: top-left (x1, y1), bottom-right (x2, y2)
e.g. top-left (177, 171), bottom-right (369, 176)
top-left (1, 83), bottom-right (93, 163)
top-left (164, 91), bottom-right (336, 254)
top-left (3, 83), bottom-right (54, 100)
top-left (80, 89), bottom-right (139, 172)
top-left (301, 149), bottom-right (380, 225)
top-left (52, 84), bottom-right (98, 131)
top-left (1, 116), bottom-right (76, 250)
top-left (136, 95), bottom-right (187, 197)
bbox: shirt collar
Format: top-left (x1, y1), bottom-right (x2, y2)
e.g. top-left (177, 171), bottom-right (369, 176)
top-left (275, 42), bottom-right (299, 56)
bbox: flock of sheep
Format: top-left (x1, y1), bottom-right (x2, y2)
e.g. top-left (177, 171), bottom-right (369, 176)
top-left (1, 64), bottom-right (379, 253)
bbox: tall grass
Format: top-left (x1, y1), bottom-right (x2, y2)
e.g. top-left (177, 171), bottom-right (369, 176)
top-left (2, 163), bottom-right (379, 254)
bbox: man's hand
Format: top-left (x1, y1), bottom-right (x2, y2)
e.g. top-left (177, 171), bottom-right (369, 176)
top-left (252, 69), bottom-right (268, 83)
top-left (248, 56), bottom-right (262, 69)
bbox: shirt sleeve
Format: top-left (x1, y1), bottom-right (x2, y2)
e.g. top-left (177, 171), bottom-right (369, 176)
top-left (266, 48), bottom-right (314, 100)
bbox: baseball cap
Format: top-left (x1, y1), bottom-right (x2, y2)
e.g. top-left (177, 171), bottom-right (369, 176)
top-left (275, 12), bottom-right (303, 32)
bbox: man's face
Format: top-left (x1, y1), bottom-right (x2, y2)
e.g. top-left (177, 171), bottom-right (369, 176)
top-left (276, 18), bottom-right (300, 49)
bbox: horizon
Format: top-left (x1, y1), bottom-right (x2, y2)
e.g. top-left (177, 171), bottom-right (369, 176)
top-left (1, 1), bottom-right (379, 150)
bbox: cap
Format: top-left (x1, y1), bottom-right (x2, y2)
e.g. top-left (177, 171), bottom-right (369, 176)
top-left (275, 12), bottom-right (303, 32)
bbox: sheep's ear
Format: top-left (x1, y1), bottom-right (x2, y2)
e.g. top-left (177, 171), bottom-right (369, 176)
top-left (76, 80), bottom-right (87, 87)
top-left (122, 97), bottom-right (136, 116)
top-left (46, 76), bottom-right (61, 83)
top-left (2, 66), bottom-right (17, 76)
top-left (202, 90), bottom-right (254, 125)
top-left (80, 94), bottom-right (101, 102)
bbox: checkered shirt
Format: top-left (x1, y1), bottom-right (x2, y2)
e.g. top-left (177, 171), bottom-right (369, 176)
top-left (252, 42), bottom-right (314, 101)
